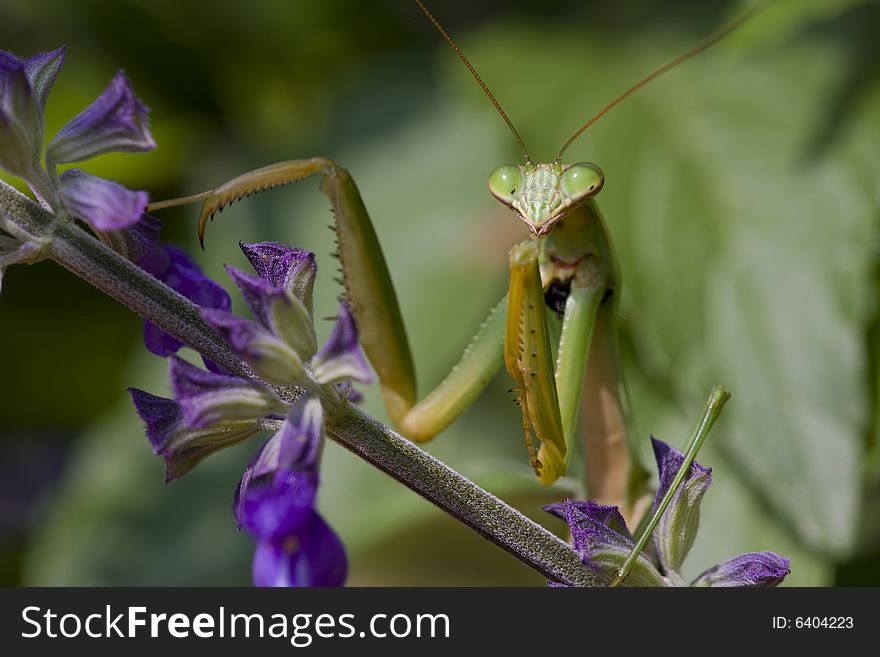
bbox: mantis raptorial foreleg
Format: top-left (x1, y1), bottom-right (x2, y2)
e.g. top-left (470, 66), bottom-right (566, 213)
top-left (154, 157), bottom-right (510, 443)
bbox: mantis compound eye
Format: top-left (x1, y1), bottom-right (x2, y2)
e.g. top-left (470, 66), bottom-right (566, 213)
top-left (488, 164), bottom-right (523, 204)
top-left (560, 162), bottom-right (604, 201)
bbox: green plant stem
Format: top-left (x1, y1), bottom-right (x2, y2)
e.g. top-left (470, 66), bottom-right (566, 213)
top-left (0, 180), bottom-right (599, 587)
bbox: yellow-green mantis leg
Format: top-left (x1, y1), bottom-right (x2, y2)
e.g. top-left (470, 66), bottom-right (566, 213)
top-left (505, 240), bottom-right (567, 485)
top-left (153, 157), bottom-right (507, 442)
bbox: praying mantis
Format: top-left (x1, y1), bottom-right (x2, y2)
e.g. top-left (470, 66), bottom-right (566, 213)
top-left (150, 1), bottom-right (768, 532)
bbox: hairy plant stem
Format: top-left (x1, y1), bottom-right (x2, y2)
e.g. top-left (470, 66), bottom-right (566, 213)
top-left (0, 180), bottom-right (600, 587)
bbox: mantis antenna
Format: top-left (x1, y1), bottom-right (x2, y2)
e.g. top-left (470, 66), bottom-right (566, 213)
top-left (415, 0), bottom-right (533, 164)
top-left (556, 0), bottom-right (773, 161)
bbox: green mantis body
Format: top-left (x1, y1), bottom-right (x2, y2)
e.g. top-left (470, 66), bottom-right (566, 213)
top-left (151, 1), bottom-right (769, 569)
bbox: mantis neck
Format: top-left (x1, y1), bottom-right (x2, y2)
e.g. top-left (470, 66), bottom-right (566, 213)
top-left (538, 199), bottom-right (620, 295)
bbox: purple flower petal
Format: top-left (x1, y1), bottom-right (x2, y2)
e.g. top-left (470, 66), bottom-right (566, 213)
top-left (234, 396), bottom-right (324, 535)
top-left (692, 552), bottom-right (791, 587)
top-left (57, 168), bottom-right (147, 231)
top-left (46, 69), bottom-right (155, 163)
top-left (545, 499), bottom-right (632, 540)
top-left (555, 498), bottom-right (664, 587)
top-left (252, 511), bottom-right (347, 587)
top-left (164, 245), bottom-right (231, 310)
top-left (240, 241), bottom-right (317, 311)
top-left (129, 388), bottom-right (261, 481)
top-left (143, 321), bottom-right (185, 359)
top-left (169, 356), bottom-right (284, 429)
top-left (275, 395), bottom-right (324, 470)
top-left (311, 302), bottom-right (374, 385)
top-left (129, 388), bottom-right (181, 453)
top-left (0, 50), bottom-right (42, 177)
top-left (202, 308), bottom-right (304, 385)
top-left (23, 47), bottom-right (64, 111)
top-left (651, 437), bottom-right (712, 574)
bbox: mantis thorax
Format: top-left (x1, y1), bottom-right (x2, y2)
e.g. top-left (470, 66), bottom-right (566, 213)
top-left (488, 161), bottom-right (604, 237)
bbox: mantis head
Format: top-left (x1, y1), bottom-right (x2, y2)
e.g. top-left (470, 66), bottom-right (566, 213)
top-left (488, 161), bottom-right (604, 236)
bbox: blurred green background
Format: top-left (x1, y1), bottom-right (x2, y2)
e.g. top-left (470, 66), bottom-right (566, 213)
top-left (1, 0), bottom-right (879, 586)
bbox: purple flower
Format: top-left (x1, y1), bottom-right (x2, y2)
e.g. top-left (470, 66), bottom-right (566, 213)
top-left (46, 70), bottom-right (156, 164)
top-left (133, 242), bottom-right (368, 588)
top-left (202, 308), bottom-right (304, 385)
top-left (692, 552), bottom-right (791, 587)
top-left (170, 355), bottom-right (285, 429)
top-left (238, 397), bottom-right (346, 587)
top-left (547, 438), bottom-right (790, 587)
top-left (198, 246), bottom-right (372, 393)
top-left (129, 388), bottom-right (262, 482)
top-left (0, 47), bottom-right (154, 234)
top-left (93, 214), bottom-right (228, 371)
top-left (234, 397), bottom-right (323, 534)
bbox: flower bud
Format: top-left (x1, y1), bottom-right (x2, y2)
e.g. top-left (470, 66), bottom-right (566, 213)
top-left (129, 388), bottom-right (262, 481)
top-left (692, 552), bottom-right (791, 587)
top-left (0, 51), bottom-right (43, 178)
top-left (240, 241), bottom-right (317, 313)
top-left (650, 437), bottom-right (712, 574)
top-left (46, 70), bottom-right (155, 164)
